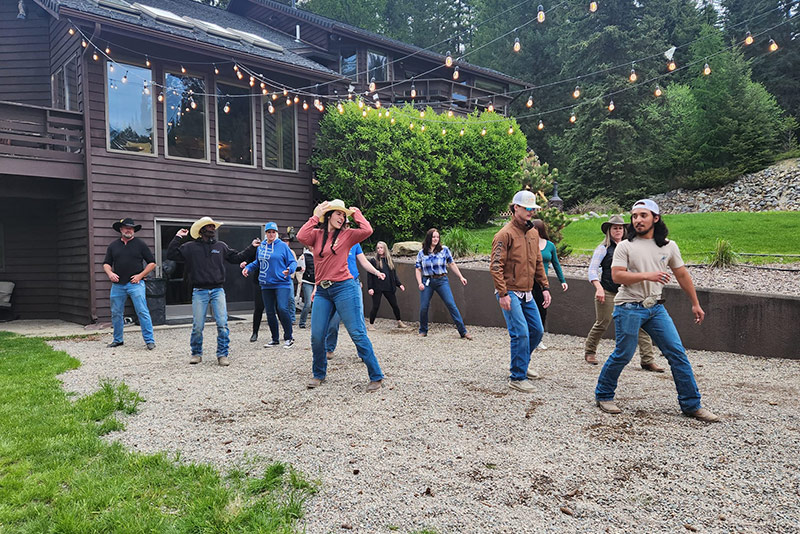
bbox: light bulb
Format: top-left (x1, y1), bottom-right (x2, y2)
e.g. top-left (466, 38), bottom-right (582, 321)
top-left (442, 129), bottom-right (447, 136)
top-left (572, 85), bottom-right (580, 98)
top-left (294, 96), bottom-right (300, 103)
top-left (268, 103), bottom-right (275, 114)
top-left (481, 128), bottom-right (487, 136)
top-left (420, 125), bottom-right (426, 132)
top-left (283, 89), bottom-right (288, 96)
top-left (488, 103), bottom-right (494, 113)
top-left (81, 39), bottom-right (87, 48)
top-left (233, 64), bottom-right (239, 72)
top-left (181, 65), bottom-right (186, 74)
top-left (447, 110), bottom-right (454, 118)
top-left (459, 129), bottom-right (465, 136)
top-left (409, 122), bottom-right (414, 130)
top-left (272, 93), bottom-right (278, 101)
top-left (667, 59), bottom-right (677, 71)
top-left (108, 63), bottom-right (114, 72)
top-left (410, 84), bottom-right (417, 98)
top-left (249, 76), bottom-right (255, 87)
top-left (69, 27), bottom-right (75, 36)
top-left (337, 103), bottom-right (344, 113)
top-left (629, 67), bottom-right (637, 82)
top-left (589, 1), bottom-right (598, 12)
top-left (375, 100), bottom-right (381, 108)
top-left (314, 98), bottom-right (320, 108)
top-left (508, 126), bottom-right (514, 135)
top-left (537, 119), bottom-right (544, 130)
top-left (121, 71), bottom-right (128, 83)
top-left (420, 110), bottom-right (425, 118)
top-left (105, 45), bottom-right (110, 54)
top-left (318, 104), bottom-right (324, 112)
top-left (513, 37), bottom-right (521, 53)
top-left (390, 117), bottom-right (395, 124)
top-left (143, 82), bottom-right (150, 95)
top-left (378, 111), bottom-right (383, 117)
top-left (236, 70), bottom-right (243, 80)
top-left (213, 64), bottom-right (219, 75)
top-left (703, 62), bottom-right (711, 75)
top-left (223, 102), bottom-right (230, 114)
top-left (445, 51), bottom-right (453, 67)
top-left (362, 110), bottom-right (367, 117)
top-left (654, 85), bottom-right (662, 97)
top-left (769, 38), bottom-right (778, 52)
top-left (157, 93), bottom-right (163, 102)
top-left (286, 97), bottom-right (292, 106)
top-left (537, 5), bottom-right (545, 23)
top-left (569, 113), bottom-right (576, 123)
top-left (369, 77), bottom-right (376, 92)
top-left (744, 31), bottom-right (754, 46)
top-left (358, 99), bottom-right (364, 109)
top-left (260, 82), bottom-right (266, 89)
top-left (302, 100), bottom-right (308, 110)
top-left (526, 95), bottom-right (534, 108)
top-left (145, 57), bottom-right (151, 68)
top-left (608, 99), bottom-right (615, 112)
top-left (453, 66), bottom-right (459, 80)
top-left (262, 88), bottom-right (268, 95)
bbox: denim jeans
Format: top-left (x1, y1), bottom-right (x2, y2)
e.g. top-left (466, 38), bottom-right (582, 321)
top-left (496, 293), bottom-right (544, 381)
top-left (110, 282), bottom-right (155, 344)
top-left (298, 283), bottom-right (314, 327)
top-left (311, 278), bottom-right (382, 382)
top-left (325, 279), bottom-right (364, 353)
top-left (261, 287), bottom-right (293, 342)
top-left (190, 287), bottom-right (229, 358)
top-left (419, 276), bottom-right (467, 336)
top-left (595, 303), bottom-right (702, 413)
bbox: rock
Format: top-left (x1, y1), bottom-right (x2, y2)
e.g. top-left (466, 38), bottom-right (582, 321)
top-left (392, 241), bottom-right (422, 256)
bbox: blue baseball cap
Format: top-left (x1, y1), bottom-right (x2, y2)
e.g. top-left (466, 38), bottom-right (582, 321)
top-left (264, 222), bottom-right (279, 232)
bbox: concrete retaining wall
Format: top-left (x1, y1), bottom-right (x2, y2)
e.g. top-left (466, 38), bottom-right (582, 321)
top-left (362, 263), bottom-right (800, 360)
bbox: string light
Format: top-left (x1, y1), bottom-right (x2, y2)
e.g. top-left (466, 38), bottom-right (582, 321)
top-left (445, 51), bottom-right (453, 67)
top-left (744, 31), bottom-right (754, 46)
top-left (268, 102), bottom-right (275, 114)
top-left (589, 1), bottom-right (598, 13)
top-left (447, 110), bottom-right (454, 118)
top-left (629, 65), bottom-right (637, 82)
top-left (508, 126), bottom-right (514, 135)
top-left (487, 102), bottom-right (494, 112)
top-left (157, 92), bottom-right (163, 102)
top-left (362, 109), bottom-right (368, 117)
top-left (442, 128), bottom-right (447, 135)
top-left (318, 104), bottom-right (325, 112)
top-left (233, 64), bottom-right (239, 72)
top-left (121, 71), bottom-right (128, 83)
top-left (314, 97), bottom-right (321, 108)
top-left (513, 37), bottom-right (521, 53)
top-left (145, 56), bottom-right (151, 68)
top-left (271, 93), bottom-right (279, 101)
top-left (143, 81), bottom-right (150, 95)
top-left (410, 83), bottom-right (417, 98)
top-left (262, 88), bottom-right (268, 95)
top-left (703, 62), bottom-right (711, 75)
top-left (667, 59), bottom-right (677, 71)
top-left (459, 129), bottom-right (465, 136)
top-left (420, 110), bottom-right (425, 118)
top-left (420, 125), bottom-right (426, 131)
top-left (213, 63), bottom-right (219, 75)
top-left (768, 38), bottom-right (778, 52)
top-left (374, 100), bottom-right (381, 108)
top-left (180, 65), bottom-right (186, 74)
top-left (337, 103), bottom-right (344, 114)
top-left (481, 127), bottom-right (487, 136)
top-left (452, 66), bottom-right (460, 80)
top-left (607, 99), bottom-right (615, 112)
top-left (537, 119), bottom-right (544, 130)
top-left (570, 112), bottom-right (576, 123)
top-left (390, 117), bottom-right (395, 124)
top-left (302, 100), bottom-right (308, 110)
top-left (249, 76), bottom-right (255, 87)
top-left (236, 70), bottom-right (243, 80)
top-left (572, 85), bottom-right (580, 99)
top-left (223, 101), bottom-right (230, 113)
top-left (81, 39), bottom-right (87, 48)
top-left (283, 89), bottom-right (288, 96)
top-left (105, 45), bottom-right (111, 54)
top-left (409, 122), bottom-right (414, 130)
top-left (68, 27), bottom-right (75, 36)
top-left (654, 85), bottom-right (662, 97)
top-left (537, 5), bottom-right (545, 23)
top-left (369, 77), bottom-right (376, 92)
top-left (357, 99), bottom-right (364, 109)
top-left (526, 95), bottom-right (534, 108)
top-left (294, 96), bottom-right (300, 104)
top-left (285, 97), bottom-right (291, 106)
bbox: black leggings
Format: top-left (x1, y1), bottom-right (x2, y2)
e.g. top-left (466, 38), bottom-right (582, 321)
top-left (252, 284), bottom-right (264, 334)
top-left (533, 281), bottom-right (547, 329)
top-left (369, 290), bottom-right (402, 323)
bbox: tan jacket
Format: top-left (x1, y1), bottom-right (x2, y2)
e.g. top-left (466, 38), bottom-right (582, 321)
top-left (490, 218), bottom-right (549, 296)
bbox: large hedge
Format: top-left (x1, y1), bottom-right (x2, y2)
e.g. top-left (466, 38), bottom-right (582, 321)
top-left (310, 102), bottom-right (527, 241)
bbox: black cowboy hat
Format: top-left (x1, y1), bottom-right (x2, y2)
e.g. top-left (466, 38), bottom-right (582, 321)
top-left (112, 218), bottom-right (142, 232)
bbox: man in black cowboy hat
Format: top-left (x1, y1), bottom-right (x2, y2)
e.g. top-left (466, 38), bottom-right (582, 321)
top-left (103, 218), bottom-right (156, 350)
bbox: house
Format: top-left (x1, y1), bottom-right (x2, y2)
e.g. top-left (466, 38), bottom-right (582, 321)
top-left (0, 0), bottom-right (528, 325)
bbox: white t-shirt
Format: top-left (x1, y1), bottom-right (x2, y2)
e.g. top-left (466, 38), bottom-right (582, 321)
top-left (612, 238), bottom-right (684, 304)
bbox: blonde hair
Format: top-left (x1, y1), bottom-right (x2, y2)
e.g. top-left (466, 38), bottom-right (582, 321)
top-left (375, 241), bottom-right (394, 271)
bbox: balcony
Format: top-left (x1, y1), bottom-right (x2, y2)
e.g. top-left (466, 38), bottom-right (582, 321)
top-left (370, 79), bottom-right (512, 115)
top-left (0, 101), bottom-right (85, 180)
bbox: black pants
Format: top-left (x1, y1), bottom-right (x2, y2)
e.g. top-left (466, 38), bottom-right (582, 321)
top-left (369, 290), bottom-right (402, 323)
top-left (533, 281), bottom-right (547, 329)
top-left (252, 284), bottom-right (264, 335)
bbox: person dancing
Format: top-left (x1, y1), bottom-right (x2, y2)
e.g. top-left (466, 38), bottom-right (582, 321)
top-left (367, 241), bottom-right (406, 328)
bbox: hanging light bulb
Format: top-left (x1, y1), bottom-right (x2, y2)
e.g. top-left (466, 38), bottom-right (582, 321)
top-left (249, 76), bottom-right (255, 87)
top-left (369, 77), bottom-right (376, 92)
top-left (157, 92), bottom-right (163, 102)
top-left (390, 117), bottom-right (395, 124)
top-left (286, 97), bottom-right (292, 106)
top-left (260, 82), bottom-right (266, 89)
top-left (68, 27), bottom-right (75, 36)
top-left (667, 59), bottom-right (677, 71)
top-left (447, 110), bottom-right (454, 118)
top-left (357, 99), bottom-right (364, 109)
top-left (608, 99), bottom-right (615, 112)
top-left (385, 110), bottom-right (390, 118)
top-left (213, 63), bottom-right (219, 75)
top-left (374, 100), bottom-right (381, 108)
top-left (420, 110), bottom-right (425, 118)
top-left (570, 112), bottom-right (577, 123)
top-left (108, 63), bottom-right (114, 72)
top-left (589, 1), bottom-right (598, 12)
top-left (362, 109), bottom-right (368, 117)
top-left (703, 62), bottom-right (711, 75)
top-left (121, 71), bottom-right (128, 84)
top-left (410, 83), bottom-right (417, 99)
top-left (268, 102), bottom-right (275, 114)
top-left (223, 101), bottom-right (230, 114)
top-left (282, 89), bottom-right (288, 96)
top-left (513, 37), bottom-right (521, 53)
top-left (105, 45), bottom-right (111, 54)
top-left (420, 125), bottom-right (426, 132)
top-left (654, 85), bottom-right (663, 97)
top-left (442, 128), bottom-right (447, 136)
top-left (144, 56), bottom-right (151, 68)
top-left (768, 38), bottom-right (778, 52)
top-left (318, 104), bottom-right (325, 112)
top-left (81, 39), bottom-right (87, 48)
top-left (487, 102), bottom-right (494, 113)
top-left (481, 127), bottom-right (487, 136)
top-left (508, 126), bottom-right (514, 135)
top-left (233, 64), bottom-right (239, 72)
top-left (271, 93), bottom-right (278, 101)
top-left (445, 51), bottom-right (453, 68)
top-left (236, 70), bottom-right (243, 80)
top-left (526, 95), bottom-right (534, 108)
top-left (409, 122), bottom-right (414, 130)
top-left (337, 103), bottom-right (344, 114)
top-left (262, 88), bottom-right (268, 95)
top-left (143, 82), bottom-right (150, 95)
top-left (302, 100), bottom-right (308, 110)
top-left (537, 119), bottom-right (544, 130)
top-left (629, 65), bottom-right (637, 82)
top-left (459, 128), bottom-right (465, 136)
top-left (452, 66), bottom-right (459, 80)
top-left (294, 96), bottom-right (300, 104)
top-left (744, 31), bottom-right (754, 46)
top-left (537, 5), bottom-right (545, 23)
top-left (572, 85), bottom-right (581, 99)
top-left (180, 65), bottom-right (186, 74)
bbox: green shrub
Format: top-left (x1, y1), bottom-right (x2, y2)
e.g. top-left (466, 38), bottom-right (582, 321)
top-left (440, 227), bottom-right (475, 258)
top-left (678, 167), bottom-right (738, 190)
top-left (566, 196), bottom-right (623, 215)
top-left (708, 238), bottom-right (738, 268)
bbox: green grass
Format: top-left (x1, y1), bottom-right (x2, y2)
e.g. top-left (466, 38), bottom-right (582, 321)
top-left (0, 332), bottom-right (317, 533)
top-left (559, 211), bottom-right (800, 262)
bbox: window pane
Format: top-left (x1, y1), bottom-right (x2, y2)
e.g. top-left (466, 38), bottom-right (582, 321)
top-left (367, 51), bottom-right (388, 82)
top-left (65, 56), bottom-right (78, 111)
top-left (165, 73), bottom-right (207, 160)
top-left (263, 103), bottom-right (296, 170)
top-left (52, 68), bottom-right (66, 109)
top-left (340, 49), bottom-right (357, 80)
top-left (107, 62), bottom-right (154, 153)
top-left (217, 83), bottom-right (253, 165)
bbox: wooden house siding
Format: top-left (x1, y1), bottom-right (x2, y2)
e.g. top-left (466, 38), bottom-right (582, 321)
top-left (0, 0), bottom-right (51, 106)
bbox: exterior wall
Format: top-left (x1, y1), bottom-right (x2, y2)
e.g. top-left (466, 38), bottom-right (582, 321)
top-left (0, 0), bottom-right (51, 106)
top-left (56, 183), bottom-right (91, 324)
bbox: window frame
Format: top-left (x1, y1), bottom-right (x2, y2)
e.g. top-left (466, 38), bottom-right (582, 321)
top-left (366, 49), bottom-right (389, 83)
top-left (51, 66), bottom-right (67, 110)
top-left (214, 81), bottom-right (257, 169)
top-left (104, 58), bottom-right (158, 157)
top-left (339, 47), bottom-right (358, 82)
top-left (261, 98), bottom-right (298, 173)
top-left (163, 69), bottom-right (210, 164)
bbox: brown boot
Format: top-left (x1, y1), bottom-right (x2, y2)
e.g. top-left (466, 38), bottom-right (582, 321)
top-left (641, 362), bottom-right (665, 373)
top-left (585, 353), bottom-right (599, 365)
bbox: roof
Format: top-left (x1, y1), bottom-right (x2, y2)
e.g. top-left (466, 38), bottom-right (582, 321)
top-left (232, 0), bottom-right (530, 88)
top-left (48, 0), bottom-right (342, 78)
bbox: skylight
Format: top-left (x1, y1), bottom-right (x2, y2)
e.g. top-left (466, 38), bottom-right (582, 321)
top-left (133, 4), bottom-right (193, 28)
top-left (226, 28), bottom-right (283, 52)
top-left (184, 17), bottom-right (241, 42)
top-left (94, 0), bottom-right (139, 16)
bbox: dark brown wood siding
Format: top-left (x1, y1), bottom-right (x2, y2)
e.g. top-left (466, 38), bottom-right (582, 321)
top-left (56, 182), bottom-right (91, 324)
top-left (0, 0), bottom-right (51, 106)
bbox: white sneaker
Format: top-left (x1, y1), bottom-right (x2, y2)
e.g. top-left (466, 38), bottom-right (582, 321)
top-left (284, 339), bottom-right (294, 348)
top-left (537, 342), bottom-right (548, 350)
top-left (508, 379), bottom-right (536, 393)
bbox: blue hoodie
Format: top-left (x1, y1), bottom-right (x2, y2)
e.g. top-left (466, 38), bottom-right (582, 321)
top-left (245, 239), bottom-right (297, 289)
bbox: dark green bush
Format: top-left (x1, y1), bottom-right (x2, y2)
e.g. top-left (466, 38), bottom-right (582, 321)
top-left (678, 167), bottom-right (738, 190)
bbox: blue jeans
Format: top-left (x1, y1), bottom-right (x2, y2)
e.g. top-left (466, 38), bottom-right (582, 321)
top-left (325, 279), bottom-right (364, 353)
top-left (299, 283), bottom-right (314, 327)
top-left (261, 286), bottom-right (293, 342)
top-left (311, 278), bottom-right (382, 382)
top-left (419, 276), bottom-right (467, 336)
top-left (496, 293), bottom-right (543, 381)
top-left (110, 282), bottom-right (154, 344)
top-left (595, 303), bottom-right (702, 413)
top-left (190, 287), bottom-right (229, 358)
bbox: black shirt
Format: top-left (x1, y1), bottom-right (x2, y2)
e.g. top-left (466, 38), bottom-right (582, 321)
top-left (166, 236), bottom-right (255, 289)
top-left (600, 242), bottom-right (621, 294)
top-left (103, 238), bottom-right (155, 285)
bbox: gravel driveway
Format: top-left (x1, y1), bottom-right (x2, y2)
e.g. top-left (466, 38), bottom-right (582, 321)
top-left (53, 320), bottom-right (800, 533)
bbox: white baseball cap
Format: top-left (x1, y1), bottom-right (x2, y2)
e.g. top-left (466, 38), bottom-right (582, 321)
top-left (512, 190), bottom-right (540, 209)
top-left (631, 199), bottom-right (660, 215)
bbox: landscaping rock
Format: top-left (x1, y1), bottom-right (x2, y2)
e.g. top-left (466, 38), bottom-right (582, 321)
top-left (392, 241), bottom-right (422, 256)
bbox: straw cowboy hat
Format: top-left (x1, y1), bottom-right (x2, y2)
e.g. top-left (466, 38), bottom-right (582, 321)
top-left (601, 214), bottom-right (626, 234)
top-left (112, 217), bottom-right (142, 232)
top-left (320, 199), bottom-right (354, 223)
top-left (190, 216), bottom-right (223, 239)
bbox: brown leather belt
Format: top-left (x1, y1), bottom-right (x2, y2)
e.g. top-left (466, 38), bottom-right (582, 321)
top-left (430, 273), bottom-right (447, 278)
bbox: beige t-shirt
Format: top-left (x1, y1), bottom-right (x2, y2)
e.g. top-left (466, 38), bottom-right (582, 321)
top-left (612, 238), bottom-right (684, 304)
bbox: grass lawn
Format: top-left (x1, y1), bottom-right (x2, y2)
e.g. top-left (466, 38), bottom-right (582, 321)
top-left (0, 332), bottom-right (316, 534)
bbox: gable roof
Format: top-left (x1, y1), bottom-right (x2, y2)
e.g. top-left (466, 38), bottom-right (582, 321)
top-left (46, 0), bottom-right (342, 79)
top-left (231, 0), bottom-right (530, 88)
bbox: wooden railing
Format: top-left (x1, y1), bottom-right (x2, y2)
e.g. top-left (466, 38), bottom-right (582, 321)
top-left (372, 79), bottom-right (512, 112)
top-left (0, 101), bottom-right (84, 177)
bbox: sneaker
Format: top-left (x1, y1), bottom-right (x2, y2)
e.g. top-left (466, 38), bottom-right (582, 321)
top-left (508, 379), bottom-right (536, 393)
top-left (146, 343), bottom-right (156, 350)
top-left (264, 340), bottom-right (280, 348)
top-left (107, 341), bottom-right (124, 348)
top-left (461, 333), bottom-right (473, 340)
top-left (307, 377), bottom-right (325, 389)
top-left (284, 339), bottom-right (294, 348)
top-left (218, 356), bottom-right (230, 366)
top-left (685, 407), bottom-right (720, 423)
top-left (249, 333), bottom-right (258, 342)
top-left (537, 342), bottom-right (548, 350)
top-left (397, 321), bottom-right (407, 328)
top-left (189, 355), bottom-right (202, 364)
top-left (526, 368), bottom-right (539, 380)
top-left (596, 400), bottom-right (622, 414)
top-left (326, 351), bottom-right (334, 360)
top-left (366, 380), bottom-right (383, 393)
top-left (418, 333), bottom-right (427, 337)
top-left (298, 324), bottom-right (306, 329)
top-left (585, 353), bottom-right (599, 365)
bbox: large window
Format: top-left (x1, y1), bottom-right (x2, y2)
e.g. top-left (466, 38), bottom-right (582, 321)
top-left (263, 102), bottom-right (296, 171)
top-left (367, 50), bottom-right (388, 82)
top-left (165, 73), bottom-right (207, 161)
top-left (216, 83), bottom-right (253, 166)
top-left (340, 48), bottom-right (357, 81)
top-left (106, 61), bottom-right (155, 154)
top-left (52, 55), bottom-right (78, 111)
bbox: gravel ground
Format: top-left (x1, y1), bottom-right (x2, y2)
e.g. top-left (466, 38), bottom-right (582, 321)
top-left (53, 320), bottom-right (800, 533)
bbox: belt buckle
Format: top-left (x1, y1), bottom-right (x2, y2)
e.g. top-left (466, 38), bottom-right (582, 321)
top-left (642, 296), bottom-right (658, 308)
top-left (319, 280), bottom-right (333, 289)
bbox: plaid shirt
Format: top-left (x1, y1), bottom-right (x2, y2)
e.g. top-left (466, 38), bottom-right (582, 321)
top-left (415, 246), bottom-right (454, 276)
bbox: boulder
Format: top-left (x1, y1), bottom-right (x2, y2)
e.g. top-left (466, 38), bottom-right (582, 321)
top-left (392, 241), bottom-right (423, 256)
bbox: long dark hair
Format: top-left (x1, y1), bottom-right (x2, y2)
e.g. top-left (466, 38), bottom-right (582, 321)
top-left (626, 215), bottom-right (669, 247)
top-left (318, 221), bottom-right (342, 258)
top-left (531, 219), bottom-right (549, 241)
top-left (422, 228), bottom-right (443, 255)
